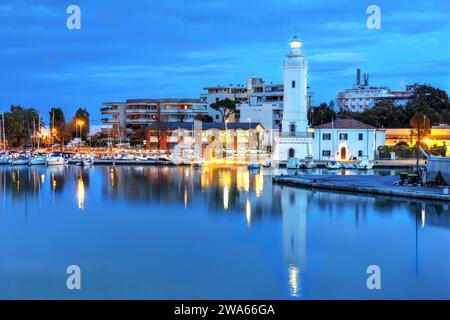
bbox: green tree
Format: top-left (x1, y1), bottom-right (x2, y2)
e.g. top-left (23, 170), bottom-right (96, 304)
top-left (4, 105), bottom-right (41, 147)
top-left (49, 107), bottom-right (71, 146)
top-left (71, 108), bottom-right (90, 140)
top-left (311, 102), bottom-right (337, 126)
top-left (210, 99), bottom-right (236, 123)
top-left (406, 85), bottom-right (450, 124)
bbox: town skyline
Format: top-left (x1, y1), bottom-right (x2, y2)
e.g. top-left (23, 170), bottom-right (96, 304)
top-left (0, 0), bottom-right (449, 123)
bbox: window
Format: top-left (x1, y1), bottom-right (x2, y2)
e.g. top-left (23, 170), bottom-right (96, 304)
top-left (323, 150), bottom-right (331, 157)
top-left (359, 133), bottom-right (363, 141)
top-left (290, 123), bottom-right (296, 134)
top-left (340, 133), bottom-right (348, 141)
top-left (215, 98), bottom-right (219, 103)
top-left (215, 115), bottom-right (219, 120)
top-left (358, 150), bottom-right (363, 157)
top-left (323, 133), bottom-right (331, 140)
top-left (292, 81), bottom-right (296, 88)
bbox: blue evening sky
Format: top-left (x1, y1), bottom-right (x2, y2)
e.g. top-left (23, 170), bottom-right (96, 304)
top-left (0, 0), bottom-right (449, 124)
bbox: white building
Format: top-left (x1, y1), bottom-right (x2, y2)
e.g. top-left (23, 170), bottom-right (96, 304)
top-left (313, 119), bottom-right (386, 161)
top-left (101, 98), bottom-right (211, 141)
top-left (337, 69), bottom-right (416, 112)
top-left (273, 35), bottom-right (313, 162)
top-left (202, 77), bottom-right (314, 129)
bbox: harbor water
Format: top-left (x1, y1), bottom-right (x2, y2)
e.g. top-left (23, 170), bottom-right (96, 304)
top-left (0, 165), bottom-right (449, 299)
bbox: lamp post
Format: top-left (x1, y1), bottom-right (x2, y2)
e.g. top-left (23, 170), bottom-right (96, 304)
top-left (77, 120), bottom-right (85, 150)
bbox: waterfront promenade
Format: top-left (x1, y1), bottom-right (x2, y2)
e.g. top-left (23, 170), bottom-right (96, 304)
top-left (273, 174), bottom-right (450, 202)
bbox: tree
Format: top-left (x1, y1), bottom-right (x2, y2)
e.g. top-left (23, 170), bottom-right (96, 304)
top-left (210, 99), bottom-right (236, 123)
top-left (4, 105), bottom-right (41, 148)
top-left (406, 85), bottom-right (450, 124)
top-left (410, 112), bottom-right (431, 174)
top-left (49, 108), bottom-right (71, 147)
top-left (71, 108), bottom-right (90, 140)
top-left (311, 102), bottom-right (337, 126)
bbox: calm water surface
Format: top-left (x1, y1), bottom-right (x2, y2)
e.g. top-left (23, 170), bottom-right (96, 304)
top-left (0, 165), bottom-right (449, 299)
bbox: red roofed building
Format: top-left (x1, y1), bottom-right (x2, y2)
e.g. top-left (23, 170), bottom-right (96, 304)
top-left (313, 118), bottom-right (386, 161)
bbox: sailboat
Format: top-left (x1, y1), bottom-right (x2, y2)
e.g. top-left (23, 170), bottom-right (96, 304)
top-left (0, 113), bottom-right (9, 164)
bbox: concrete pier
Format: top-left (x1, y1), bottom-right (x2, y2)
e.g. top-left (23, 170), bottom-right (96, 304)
top-left (273, 174), bottom-right (450, 202)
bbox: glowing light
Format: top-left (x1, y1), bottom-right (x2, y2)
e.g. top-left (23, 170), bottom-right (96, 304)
top-left (184, 189), bottom-right (188, 208)
top-left (421, 208), bottom-right (426, 228)
top-left (223, 186), bottom-right (229, 210)
top-left (245, 199), bottom-right (252, 227)
top-left (288, 265), bottom-right (300, 297)
top-left (40, 174), bottom-right (45, 184)
top-left (290, 38), bottom-right (302, 49)
top-left (77, 176), bottom-right (85, 209)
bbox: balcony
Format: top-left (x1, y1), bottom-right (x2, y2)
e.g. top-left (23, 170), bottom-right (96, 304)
top-left (101, 107), bottom-right (118, 115)
top-left (101, 118), bottom-right (118, 124)
top-left (125, 109), bottom-right (155, 115)
top-left (278, 132), bottom-right (313, 138)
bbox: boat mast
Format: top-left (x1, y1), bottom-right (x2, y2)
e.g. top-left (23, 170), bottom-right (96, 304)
top-left (51, 110), bottom-right (55, 152)
top-left (1, 112), bottom-right (5, 152)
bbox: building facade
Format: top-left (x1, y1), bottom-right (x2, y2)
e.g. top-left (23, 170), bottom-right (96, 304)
top-left (201, 77), bottom-right (314, 129)
top-left (313, 119), bottom-right (386, 161)
top-left (101, 99), bottom-right (211, 141)
top-left (337, 69), bottom-right (416, 112)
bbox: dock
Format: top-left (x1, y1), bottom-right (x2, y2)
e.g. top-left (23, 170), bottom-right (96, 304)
top-left (273, 174), bottom-right (450, 202)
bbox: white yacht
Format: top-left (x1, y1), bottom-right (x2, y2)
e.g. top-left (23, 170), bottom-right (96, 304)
top-left (11, 155), bottom-right (30, 166)
top-left (0, 154), bottom-right (11, 165)
top-left (30, 155), bottom-right (46, 165)
top-left (46, 152), bottom-right (65, 166)
top-left (301, 156), bottom-right (317, 170)
top-left (247, 161), bottom-right (261, 170)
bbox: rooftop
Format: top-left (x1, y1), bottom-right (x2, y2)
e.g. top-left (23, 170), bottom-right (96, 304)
top-left (314, 118), bottom-right (376, 130)
top-left (147, 122), bottom-right (264, 131)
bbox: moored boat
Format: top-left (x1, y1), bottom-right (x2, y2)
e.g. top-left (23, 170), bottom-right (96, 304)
top-left (30, 155), bottom-right (46, 165)
top-left (46, 152), bottom-right (65, 166)
top-left (356, 158), bottom-right (374, 170)
top-left (11, 155), bottom-right (30, 166)
top-left (247, 161), bottom-right (261, 170)
top-left (326, 161), bottom-right (343, 170)
top-left (301, 156), bottom-right (317, 169)
top-left (286, 158), bottom-right (300, 170)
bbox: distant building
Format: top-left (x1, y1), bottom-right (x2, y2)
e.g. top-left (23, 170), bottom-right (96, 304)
top-left (201, 77), bottom-right (314, 129)
top-left (337, 69), bottom-right (416, 112)
top-left (313, 119), bottom-right (386, 161)
top-left (101, 98), bottom-right (211, 141)
top-left (146, 121), bottom-right (266, 154)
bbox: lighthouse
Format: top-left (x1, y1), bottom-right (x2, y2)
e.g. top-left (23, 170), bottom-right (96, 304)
top-left (282, 35), bottom-right (309, 135)
top-left (273, 35), bottom-right (313, 162)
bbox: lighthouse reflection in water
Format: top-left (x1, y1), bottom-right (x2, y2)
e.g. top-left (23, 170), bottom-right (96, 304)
top-left (0, 165), bottom-right (449, 299)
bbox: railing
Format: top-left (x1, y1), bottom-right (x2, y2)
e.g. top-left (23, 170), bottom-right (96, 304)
top-left (277, 132), bottom-right (313, 138)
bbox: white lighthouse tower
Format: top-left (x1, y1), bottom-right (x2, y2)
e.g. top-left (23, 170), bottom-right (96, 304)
top-left (273, 35), bottom-right (313, 162)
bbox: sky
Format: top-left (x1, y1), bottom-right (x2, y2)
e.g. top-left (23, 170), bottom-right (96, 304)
top-left (0, 0), bottom-right (449, 125)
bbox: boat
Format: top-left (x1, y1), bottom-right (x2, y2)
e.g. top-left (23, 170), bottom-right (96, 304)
top-left (11, 155), bottom-right (30, 166)
top-left (46, 152), bottom-right (65, 166)
top-left (326, 161), bottom-right (343, 170)
top-left (356, 158), bottom-right (374, 170)
top-left (342, 162), bottom-right (356, 169)
top-left (0, 154), bottom-right (11, 165)
top-left (301, 156), bottom-right (317, 169)
top-left (135, 154), bottom-right (149, 161)
top-left (121, 153), bottom-right (135, 161)
top-left (262, 159), bottom-right (273, 168)
top-left (286, 158), bottom-right (300, 170)
top-left (30, 155), bottom-right (46, 165)
top-left (247, 161), bottom-right (261, 170)
top-left (159, 154), bottom-right (171, 162)
top-left (82, 158), bottom-right (94, 167)
top-left (192, 159), bottom-right (206, 168)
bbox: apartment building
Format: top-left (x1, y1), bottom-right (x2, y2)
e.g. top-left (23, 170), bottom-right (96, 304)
top-left (101, 98), bottom-right (210, 141)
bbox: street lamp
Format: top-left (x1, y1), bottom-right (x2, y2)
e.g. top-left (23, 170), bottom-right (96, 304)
top-left (77, 120), bottom-right (85, 147)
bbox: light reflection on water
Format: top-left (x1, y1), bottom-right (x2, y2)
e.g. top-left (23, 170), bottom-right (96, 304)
top-left (0, 165), bottom-right (449, 299)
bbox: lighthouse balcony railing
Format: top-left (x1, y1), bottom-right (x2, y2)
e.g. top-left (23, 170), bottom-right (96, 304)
top-left (277, 132), bottom-right (313, 138)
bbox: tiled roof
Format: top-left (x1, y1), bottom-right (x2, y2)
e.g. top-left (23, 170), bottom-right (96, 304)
top-left (314, 118), bottom-right (375, 129)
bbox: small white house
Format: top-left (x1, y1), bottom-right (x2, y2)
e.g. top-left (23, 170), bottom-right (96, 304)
top-left (313, 119), bottom-right (386, 161)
